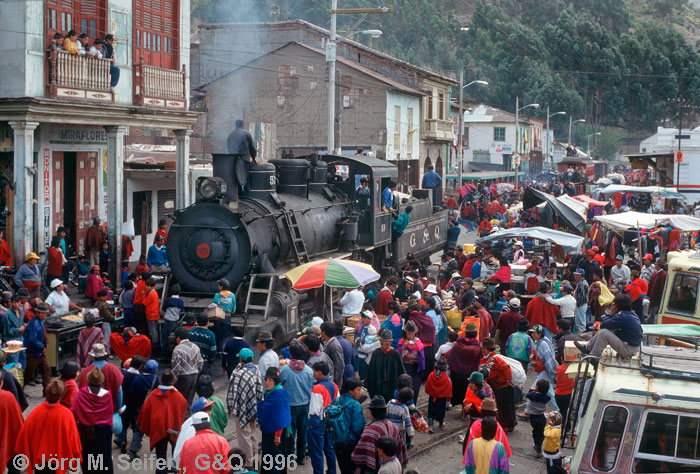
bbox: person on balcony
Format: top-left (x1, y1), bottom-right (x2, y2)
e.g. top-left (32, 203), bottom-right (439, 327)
top-left (103, 34), bottom-right (120, 87)
top-left (62, 30), bottom-right (80, 55)
top-left (89, 38), bottom-right (104, 58)
top-left (77, 33), bottom-right (89, 55)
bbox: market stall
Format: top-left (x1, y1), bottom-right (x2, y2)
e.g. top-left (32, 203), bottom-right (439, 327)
top-left (522, 187), bottom-right (586, 232)
top-left (593, 212), bottom-right (700, 234)
top-left (476, 226), bottom-right (585, 254)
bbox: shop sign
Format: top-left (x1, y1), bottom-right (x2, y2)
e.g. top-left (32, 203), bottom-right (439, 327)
top-left (489, 143), bottom-right (513, 154)
top-left (51, 126), bottom-right (107, 144)
top-left (43, 148), bottom-right (51, 245)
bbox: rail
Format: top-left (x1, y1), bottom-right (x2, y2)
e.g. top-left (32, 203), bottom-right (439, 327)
top-left (134, 56), bottom-right (187, 107)
top-left (48, 48), bottom-right (112, 92)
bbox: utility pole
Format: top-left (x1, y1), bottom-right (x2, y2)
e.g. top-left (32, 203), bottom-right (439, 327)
top-left (514, 96), bottom-right (519, 187)
top-left (458, 70), bottom-right (464, 186)
top-left (326, 4), bottom-right (392, 154)
top-left (546, 106), bottom-right (550, 172)
top-left (678, 95), bottom-right (683, 192)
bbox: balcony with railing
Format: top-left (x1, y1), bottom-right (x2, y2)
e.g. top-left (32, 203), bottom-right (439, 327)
top-left (134, 57), bottom-right (187, 110)
top-left (424, 118), bottom-right (455, 141)
top-left (47, 48), bottom-right (114, 102)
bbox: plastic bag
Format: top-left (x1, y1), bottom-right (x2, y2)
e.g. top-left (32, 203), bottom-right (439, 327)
top-left (496, 354), bottom-right (526, 389)
top-left (112, 411), bottom-right (122, 435)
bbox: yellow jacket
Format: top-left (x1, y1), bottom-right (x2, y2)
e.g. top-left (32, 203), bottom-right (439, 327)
top-left (63, 38), bottom-right (79, 55)
top-left (543, 424), bottom-right (561, 453)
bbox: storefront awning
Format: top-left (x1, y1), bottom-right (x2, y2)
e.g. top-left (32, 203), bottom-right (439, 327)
top-left (594, 211), bottom-right (700, 233)
top-left (522, 187), bottom-right (586, 233)
top-left (476, 226), bottom-right (584, 254)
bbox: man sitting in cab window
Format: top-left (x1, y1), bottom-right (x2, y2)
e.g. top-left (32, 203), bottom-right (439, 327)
top-left (382, 181), bottom-right (397, 213)
top-left (574, 294), bottom-right (642, 359)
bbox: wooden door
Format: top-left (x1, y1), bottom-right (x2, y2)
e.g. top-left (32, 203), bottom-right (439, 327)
top-left (75, 152), bottom-right (98, 254)
top-left (53, 152), bottom-right (64, 235)
top-left (45, 0), bottom-right (106, 43)
top-left (133, 0), bottom-right (178, 69)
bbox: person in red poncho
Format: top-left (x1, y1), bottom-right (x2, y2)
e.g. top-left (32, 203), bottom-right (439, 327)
top-left (15, 379), bottom-right (82, 474)
top-left (71, 367), bottom-right (114, 474)
top-left (138, 369), bottom-right (187, 474)
top-left (425, 358), bottom-right (452, 433)
top-left (0, 229), bottom-right (12, 267)
top-left (464, 398), bottom-right (512, 460)
top-left (479, 338), bottom-right (515, 432)
top-left (486, 257), bottom-right (512, 293)
top-left (625, 278), bottom-right (649, 323)
top-left (375, 277), bottom-right (398, 316)
top-left (110, 326), bottom-right (152, 363)
top-left (178, 412), bottom-right (232, 474)
top-left (78, 343), bottom-right (124, 412)
top-left (525, 282), bottom-right (559, 339)
top-left (0, 371), bottom-right (24, 474)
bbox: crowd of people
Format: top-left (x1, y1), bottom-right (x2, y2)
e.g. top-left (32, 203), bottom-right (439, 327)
top-left (48, 30), bottom-right (120, 87)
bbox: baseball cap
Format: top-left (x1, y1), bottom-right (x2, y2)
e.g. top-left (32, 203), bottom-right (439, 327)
top-left (574, 268), bottom-right (585, 276)
top-left (191, 412), bottom-right (211, 426)
top-left (528, 324), bottom-right (545, 334)
top-left (509, 298), bottom-right (521, 308)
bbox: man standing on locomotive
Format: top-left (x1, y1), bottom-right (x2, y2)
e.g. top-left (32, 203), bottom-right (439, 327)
top-left (422, 164), bottom-right (443, 206)
top-left (226, 119), bottom-right (258, 199)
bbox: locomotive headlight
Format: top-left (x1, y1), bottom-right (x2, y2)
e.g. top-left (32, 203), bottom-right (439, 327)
top-left (199, 177), bottom-right (222, 199)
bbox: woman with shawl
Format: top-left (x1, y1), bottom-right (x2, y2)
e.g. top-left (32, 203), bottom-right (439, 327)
top-left (85, 265), bottom-right (105, 300)
top-left (257, 367), bottom-right (292, 474)
top-left (396, 319), bottom-right (425, 404)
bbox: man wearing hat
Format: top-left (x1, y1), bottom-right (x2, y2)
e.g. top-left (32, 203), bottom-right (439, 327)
top-left (513, 241), bottom-right (525, 263)
top-left (78, 343), bottom-right (124, 412)
top-left (573, 269), bottom-right (589, 334)
top-left (138, 369), bottom-right (187, 474)
top-left (352, 396), bottom-right (408, 472)
top-left (71, 367), bottom-right (114, 474)
top-left (171, 327), bottom-right (203, 408)
top-left (0, 290), bottom-right (11, 317)
top-left (76, 312), bottom-right (105, 368)
top-left (448, 322), bottom-right (482, 407)
top-left (577, 249), bottom-right (600, 285)
top-left (256, 330), bottom-right (279, 381)
top-left (494, 298), bottom-right (523, 354)
top-left (177, 411), bottom-right (231, 474)
top-left (474, 294), bottom-right (494, 341)
top-left (526, 325), bottom-right (559, 415)
top-left (648, 258), bottom-right (667, 322)
top-left (544, 284), bottom-right (576, 330)
top-left (227, 347), bottom-right (264, 468)
top-left (464, 398), bottom-right (513, 458)
top-left (45, 278), bottom-right (83, 316)
top-left (195, 374), bottom-right (227, 436)
top-left (1, 294), bottom-right (26, 369)
top-left (640, 254), bottom-right (656, 284)
top-left (125, 359), bottom-right (160, 458)
top-left (15, 379), bottom-right (82, 474)
top-left (23, 302), bottom-right (51, 394)
top-left (86, 216), bottom-right (104, 267)
top-left (479, 337), bottom-right (516, 431)
top-left (14, 252), bottom-right (41, 299)
top-left (172, 396), bottom-right (216, 461)
top-left (610, 255), bottom-right (630, 287)
top-left (366, 329), bottom-right (405, 403)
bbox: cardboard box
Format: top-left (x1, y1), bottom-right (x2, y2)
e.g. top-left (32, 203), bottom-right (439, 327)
top-left (564, 340), bottom-right (581, 362)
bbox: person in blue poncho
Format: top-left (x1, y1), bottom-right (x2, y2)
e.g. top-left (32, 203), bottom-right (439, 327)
top-left (257, 366), bottom-right (292, 473)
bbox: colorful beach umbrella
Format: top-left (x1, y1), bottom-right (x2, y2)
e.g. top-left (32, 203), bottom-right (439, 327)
top-left (283, 258), bottom-right (380, 290)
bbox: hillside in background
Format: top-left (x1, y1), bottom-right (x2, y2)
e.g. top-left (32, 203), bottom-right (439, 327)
top-left (192, 0), bottom-right (700, 158)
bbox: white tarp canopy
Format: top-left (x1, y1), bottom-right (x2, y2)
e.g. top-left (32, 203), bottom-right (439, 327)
top-left (598, 184), bottom-right (686, 200)
top-left (475, 226), bottom-right (585, 254)
top-left (594, 211), bottom-right (700, 233)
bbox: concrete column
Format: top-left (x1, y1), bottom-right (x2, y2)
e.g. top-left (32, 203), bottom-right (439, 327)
top-left (9, 121), bottom-right (39, 261)
top-left (174, 129), bottom-right (192, 209)
top-left (105, 125), bottom-right (127, 289)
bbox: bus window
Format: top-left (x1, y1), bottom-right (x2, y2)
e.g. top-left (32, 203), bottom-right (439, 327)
top-left (667, 274), bottom-right (699, 315)
top-left (634, 411), bottom-right (700, 473)
top-left (592, 405), bottom-right (628, 472)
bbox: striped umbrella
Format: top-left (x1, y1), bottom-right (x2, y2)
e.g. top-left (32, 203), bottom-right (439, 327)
top-left (283, 258), bottom-right (380, 290)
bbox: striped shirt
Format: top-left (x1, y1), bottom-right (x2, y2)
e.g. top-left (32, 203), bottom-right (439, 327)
top-left (171, 340), bottom-right (203, 376)
top-left (386, 400), bottom-right (414, 437)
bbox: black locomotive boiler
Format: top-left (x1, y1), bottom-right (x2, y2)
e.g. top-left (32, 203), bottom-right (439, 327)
top-left (167, 153), bottom-right (448, 343)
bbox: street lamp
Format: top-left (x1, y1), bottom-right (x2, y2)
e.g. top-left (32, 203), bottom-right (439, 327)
top-left (458, 76), bottom-right (488, 185)
top-left (546, 108), bottom-right (565, 171)
top-left (568, 118), bottom-right (585, 146)
top-left (587, 132), bottom-right (601, 155)
top-left (514, 98), bottom-right (540, 187)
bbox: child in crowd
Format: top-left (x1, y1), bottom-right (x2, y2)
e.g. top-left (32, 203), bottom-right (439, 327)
top-left (357, 323), bottom-right (380, 381)
top-left (77, 254), bottom-right (89, 293)
top-left (506, 318), bottom-right (534, 403)
top-left (543, 411), bottom-right (563, 469)
top-left (425, 358), bottom-right (452, 433)
top-left (526, 379), bottom-right (552, 458)
top-left (377, 436), bottom-right (402, 474)
top-left (463, 371), bottom-right (487, 419)
top-left (101, 272), bottom-right (113, 292)
top-left (99, 241), bottom-right (111, 274)
top-left (134, 254), bottom-right (150, 275)
top-left (435, 330), bottom-right (457, 364)
top-left (554, 358), bottom-right (574, 426)
top-left (387, 387), bottom-right (415, 448)
top-left (380, 301), bottom-right (403, 347)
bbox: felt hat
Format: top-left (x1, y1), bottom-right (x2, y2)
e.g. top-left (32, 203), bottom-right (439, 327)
top-left (35, 303), bottom-right (50, 313)
top-left (407, 296), bottom-right (420, 308)
top-left (50, 278), bottom-right (63, 289)
top-left (265, 366), bottom-right (281, 384)
top-left (86, 366), bottom-right (105, 385)
top-left (451, 272), bottom-right (462, 279)
top-left (482, 337), bottom-right (496, 350)
top-left (481, 398), bottom-right (498, 412)
top-left (88, 343), bottom-right (109, 358)
top-left (435, 358), bottom-right (448, 371)
top-left (160, 369), bottom-right (177, 386)
top-left (403, 320), bottom-right (418, 334)
top-left (425, 284), bottom-right (438, 294)
top-left (517, 318), bottom-right (531, 331)
top-left (191, 396), bottom-right (215, 413)
top-left (0, 291), bottom-right (12, 303)
top-left (464, 322), bottom-right (478, 333)
top-left (255, 331), bottom-right (274, 342)
top-left (469, 371), bottom-right (484, 383)
top-left (46, 379), bottom-right (66, 403)
top-left (17, 288), bottom-right (29, 298)
top-left (379, 328), bottom-right (394, 342)
top-left (477, 295), bottom-right (488, 306)
top-left (369, 395), bottom-right (387, 409)
top-left (404, 276), bottom-right (415, 284)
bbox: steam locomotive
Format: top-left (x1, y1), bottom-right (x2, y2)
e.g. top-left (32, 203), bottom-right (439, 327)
top-left (166, 153), bottom-right (448, 343)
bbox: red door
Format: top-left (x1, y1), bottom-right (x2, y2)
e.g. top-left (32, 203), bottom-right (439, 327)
top-left (45, 0), bottom-right (106, 43)
top-left (133, 0), bottom-right (178, 69)
top-left (53, 152), bottom-right (64, 236)
top-left (75, 152), bottom-right (98, 254)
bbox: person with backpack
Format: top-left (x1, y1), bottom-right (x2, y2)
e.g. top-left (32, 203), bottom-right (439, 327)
top-left (331, 378), bottom-right (366, 474)
top-left (308, 361), bottom-right (339, 474)
top-left (280, 341), bottom-right (315, 466)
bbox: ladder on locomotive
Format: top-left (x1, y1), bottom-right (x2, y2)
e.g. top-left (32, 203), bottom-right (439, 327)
top-left (245, 274), bottom-right (276, 320)
top-left (283, 210), bottom-right (310, 265)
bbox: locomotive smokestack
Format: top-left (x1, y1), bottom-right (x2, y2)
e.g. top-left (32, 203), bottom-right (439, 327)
top-left (212, 153), bottom-right (238, 201)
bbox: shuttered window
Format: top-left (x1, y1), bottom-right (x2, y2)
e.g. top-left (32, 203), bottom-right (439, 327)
top-left (133, 0), bottom-right (178, 69)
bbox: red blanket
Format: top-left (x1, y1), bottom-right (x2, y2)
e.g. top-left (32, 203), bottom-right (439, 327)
top-left (15, 402), bottom-right (82, 474)
top-left (110, 333), bottom-right (152, 362)
top-left (425, 371), bottom-right (452, 400)
top-left (138, 388), bottom-right (187, 449)
top-left (78, 363), bottom-right (124, 412)
top-left (71, 387), bottom-right (113, 426)
top-left (525, 295), bottom-right (559, 335)
top-left (0, 391), bottom-right (23, 469)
